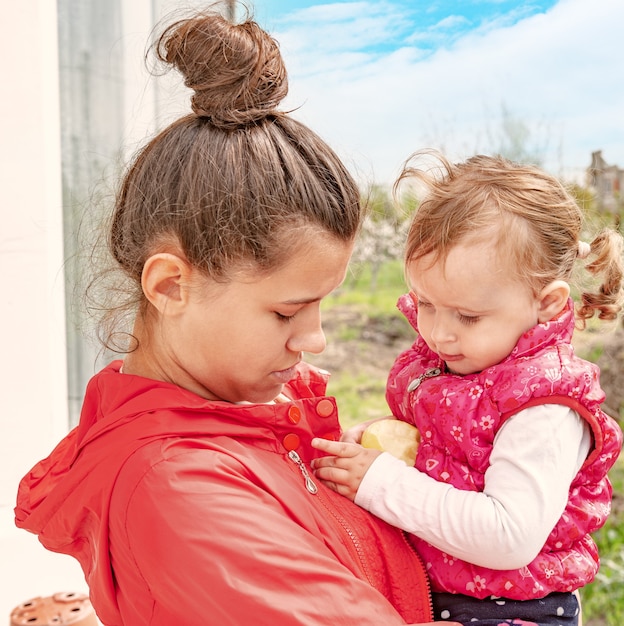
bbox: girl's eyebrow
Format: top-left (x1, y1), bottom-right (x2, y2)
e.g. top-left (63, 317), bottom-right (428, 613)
top-left (280, 297), bottom-right (321, 305)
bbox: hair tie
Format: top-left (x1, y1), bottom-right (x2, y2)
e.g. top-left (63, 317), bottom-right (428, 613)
top-left (577, 240), bottom-right (591, 259)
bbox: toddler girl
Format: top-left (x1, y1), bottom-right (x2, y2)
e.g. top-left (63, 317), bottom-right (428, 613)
top-left (313, 151), bottom-right (623, 626)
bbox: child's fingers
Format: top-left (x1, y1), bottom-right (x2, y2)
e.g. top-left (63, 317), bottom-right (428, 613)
top-left (310, 454), bottom-right (335, 471)
top-left (311, 452), bottom-right (355, 473)
top-left (340, 422), bottom-right (368, 443)
top-left (311, 437), bottom-right (360, 458)
top-left (340, 429), bottom-right (362, 444)
top-left (314, 464), bottom-right (345, 483)
top-left (314, 466), bottom-right (358, 500)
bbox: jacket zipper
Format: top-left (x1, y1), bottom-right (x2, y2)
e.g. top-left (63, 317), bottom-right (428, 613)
top-left (285, 451), bottom-right (371, 579)
top-left (401, 530), bottom-right (434, 621)
top-left (286, 450), bottom-right (432, 621)
top-left (314, 484), bottom-right (374, 587)
top-left (285, 451), bottom-right (370, 579)
top-left (287, 450), bottom-right (318, 494)
top-left (407, 366), bottom-right (442, 392)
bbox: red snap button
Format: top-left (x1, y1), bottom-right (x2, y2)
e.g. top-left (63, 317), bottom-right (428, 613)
top-left (315, 399), bottom-right (334, 417)
top-left (283, 433), bottom-right (301, 451)
top-left (287, 406), bottom-right (301, 424)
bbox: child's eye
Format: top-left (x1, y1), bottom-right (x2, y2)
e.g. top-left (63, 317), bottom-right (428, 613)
top-left (416, 300), bottom-right (433, 309)
top-left (458, 313), bottom-right (480, 325)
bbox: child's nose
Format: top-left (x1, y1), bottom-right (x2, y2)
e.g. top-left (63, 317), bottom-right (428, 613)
top-left (430, 314), bottom-right (455, 344)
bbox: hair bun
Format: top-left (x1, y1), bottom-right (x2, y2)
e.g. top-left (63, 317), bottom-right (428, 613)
top-left (156, 12), bottom-right (288, 128)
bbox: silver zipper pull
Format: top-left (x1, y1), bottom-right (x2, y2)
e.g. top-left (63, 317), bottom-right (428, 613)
top-left (407, 367), bottom-right (442, 392)
top-left (288, 450), bottom-right (318, 494)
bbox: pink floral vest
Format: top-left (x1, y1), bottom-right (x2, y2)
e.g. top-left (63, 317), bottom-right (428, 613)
top-left (386, 295), bottom-right (622, 600)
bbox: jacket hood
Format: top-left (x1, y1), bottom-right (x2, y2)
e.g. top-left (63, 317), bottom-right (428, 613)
top-left (14, 360), bottom-right (336, 623)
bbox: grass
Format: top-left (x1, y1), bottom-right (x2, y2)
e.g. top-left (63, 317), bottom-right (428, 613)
top-left (318, 258), bottom-right (411, 429)
top-left (326, 371), bottom-right (390, 425)
top-left (580, 455), bottom-right (624, 625)
top-left (328, 259), bottom-right (408, 314)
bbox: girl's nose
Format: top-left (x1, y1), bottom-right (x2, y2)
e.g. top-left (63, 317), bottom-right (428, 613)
top-left (430, 314), bottom-right (456, 344)
top-left (288, 311), bottom-right (327, 355)
top-left (299, 327), bottom-right (327, 355)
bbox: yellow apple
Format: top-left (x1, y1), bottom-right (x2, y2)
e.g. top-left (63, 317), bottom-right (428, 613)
top-left (361, 419), bottom-right (420, 466)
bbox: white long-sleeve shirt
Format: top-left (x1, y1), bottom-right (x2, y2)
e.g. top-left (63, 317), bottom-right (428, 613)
top-left (355, 404), bottom-right (592, 570)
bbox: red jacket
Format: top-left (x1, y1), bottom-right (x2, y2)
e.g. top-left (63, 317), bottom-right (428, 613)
top-left (16, 361), bottom-right (433, 625)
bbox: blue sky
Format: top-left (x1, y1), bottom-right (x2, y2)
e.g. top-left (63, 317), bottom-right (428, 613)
top-left (255, 0), bottom-right (560, 55)
top-left (234, 0), bottom-right (623, 187)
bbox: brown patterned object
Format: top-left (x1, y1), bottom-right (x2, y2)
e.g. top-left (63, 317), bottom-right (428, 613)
top-left (10, 592), bottom-right (98, 625)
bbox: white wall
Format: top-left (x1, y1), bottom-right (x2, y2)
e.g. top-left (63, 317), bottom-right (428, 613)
top-left (0, 0), bottom-right (208, 618)
top-left (0, 0), bottom-right (87, 617)
top-left (0, 0), bottom-right (158, 619)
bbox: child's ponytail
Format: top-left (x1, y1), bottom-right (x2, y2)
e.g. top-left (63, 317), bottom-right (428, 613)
top-left (577, 229), bottom-right (624, 325)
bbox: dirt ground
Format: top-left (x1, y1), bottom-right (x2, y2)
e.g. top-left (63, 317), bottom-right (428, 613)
top-left (309, 307), bottom-right (414, 379)
top-left (589, 330), bottom-right (624, 421)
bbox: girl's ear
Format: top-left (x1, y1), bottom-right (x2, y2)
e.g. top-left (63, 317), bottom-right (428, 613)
top-left (141, 253), bottom-right (193, 315)
top-left (537, 280), bottom-right (570, 323)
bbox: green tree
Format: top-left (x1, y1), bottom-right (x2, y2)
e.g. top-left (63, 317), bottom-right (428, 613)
top-left (486, 103), bottom-right (549, 166)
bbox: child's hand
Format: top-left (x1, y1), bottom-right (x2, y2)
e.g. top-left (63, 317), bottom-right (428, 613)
top-left (311, 438), bottom-right (382, 500)
top-left (341, 415), bottom-right (396, 444)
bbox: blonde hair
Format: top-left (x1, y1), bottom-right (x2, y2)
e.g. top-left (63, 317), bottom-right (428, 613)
top-left (395, 150), bottom-right (624, 326)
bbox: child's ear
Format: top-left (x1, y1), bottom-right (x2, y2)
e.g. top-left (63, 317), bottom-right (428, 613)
top-left (141, 253), bottom-right (192, 315)
top-left (537, 280), bottom-right (570, 323)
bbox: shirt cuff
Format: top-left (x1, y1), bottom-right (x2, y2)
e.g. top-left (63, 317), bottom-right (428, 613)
top-left (354, 452), bottom-right (407, 511)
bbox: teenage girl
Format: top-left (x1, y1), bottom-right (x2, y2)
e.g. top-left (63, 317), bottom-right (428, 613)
top-left (15, 12), bottom-right (456, 626)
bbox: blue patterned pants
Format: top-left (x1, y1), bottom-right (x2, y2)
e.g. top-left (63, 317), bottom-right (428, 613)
top-left (432, 591), bottom-right (580, 626)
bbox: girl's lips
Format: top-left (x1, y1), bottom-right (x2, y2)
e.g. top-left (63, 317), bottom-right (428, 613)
top-left (439, 352), bottom-right (463, 362)
top-left (272, 365), bottom-right (298, 383)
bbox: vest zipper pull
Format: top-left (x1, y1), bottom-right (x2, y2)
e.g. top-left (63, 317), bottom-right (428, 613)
top-left (407, 367), bottom-right (442, 392)
top-left (288, 449), bottom-right (318, 494)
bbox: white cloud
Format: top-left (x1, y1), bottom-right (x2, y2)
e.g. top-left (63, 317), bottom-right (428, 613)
top-left (275, 1), bottom-right (408, 62)
top-left (275, 0), bottom-right (624, 187)
top-left (435, 15), bottom-right (469, 30)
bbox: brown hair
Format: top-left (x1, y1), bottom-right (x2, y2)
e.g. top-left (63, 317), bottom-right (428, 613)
top-left (395, 150), bottom-right (624, 326)
top-left (97, 7), bottom-right (362, 350)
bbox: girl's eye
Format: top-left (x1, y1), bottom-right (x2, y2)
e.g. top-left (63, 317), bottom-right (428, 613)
top-left (459, 313), bottom-right (480, 325)
top-left (275, 312), bottom-right (297, 322)
top-left (416, 300), bottom-right (433, 310)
